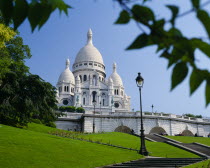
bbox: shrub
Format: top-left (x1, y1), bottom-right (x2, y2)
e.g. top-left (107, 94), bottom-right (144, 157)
top-left (59, 106), bottom-right (66, 112)
top-left (76, 107), bottom-right (85, 113)
top-left (31, 119), bottom-right (42, 124)
top-left (45, 122), bottom-right (56, 128)
top-left (65, 106), bottom-right (76, 112)
top-left (59, 106), bottom-right (76, 112)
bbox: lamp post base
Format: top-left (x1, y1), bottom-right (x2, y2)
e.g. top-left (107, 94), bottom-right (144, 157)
top-left (139, 129), bottom-right (149, 156)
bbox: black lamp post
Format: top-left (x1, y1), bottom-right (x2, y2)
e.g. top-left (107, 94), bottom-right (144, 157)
top-left (100, 101), bottom-right (102, 114)
top-left (151, 104), bottom-right (154, 113)
top-left (92, 100), bottom-right (96, 133)
top-left (136, 72), bottom-right (149, 156)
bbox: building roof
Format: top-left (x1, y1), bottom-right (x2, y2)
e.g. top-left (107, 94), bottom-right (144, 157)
top-left (108, 63), bottom-right (123, 86)
top-left (74, 29), bottom-right (104, 65)
top-left (58, 59), bottom-right (75, 84)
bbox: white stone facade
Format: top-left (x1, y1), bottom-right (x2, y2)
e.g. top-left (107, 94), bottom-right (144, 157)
top-left (56, 112), bottom-right (210, 137)
top-left (56, 29), bottom-right (131, 112)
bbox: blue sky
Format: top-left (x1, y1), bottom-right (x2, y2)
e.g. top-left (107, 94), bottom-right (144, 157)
top-left (18, 0), bottom-right (210, 117)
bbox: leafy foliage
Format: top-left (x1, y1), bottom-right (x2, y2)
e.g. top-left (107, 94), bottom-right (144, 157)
top-left (0, 26), bottom-right (57, 127)
top-left (59, 106), bottom-right (85, 113)
top-left (115, 0), bottom-right (210, 106)
top-left (76, 107), bottom-right (85, 113)
top-left (0, 0), bottom-right (71, 31)
top-left (184, 113), bottom-right (202, 118)
top-left (0, 23), bottom-right (16, 48)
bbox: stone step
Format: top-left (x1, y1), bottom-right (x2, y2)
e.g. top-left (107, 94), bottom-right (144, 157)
top-left (101, 158), bottom-right (205, 168)
top-left (182, 143), bottom-right (210, 156)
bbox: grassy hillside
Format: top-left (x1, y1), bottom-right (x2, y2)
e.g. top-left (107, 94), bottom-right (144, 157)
top-left (166, 136), bottom-right (210, 146)
top-left (76, 133), bottom-right (199, 158)
top-left (26, 123), bottom-right (199, 158)
top-left (0, 123), bottom-right (202, 168)
top-left (25, 123), bottom-right (199, 158)
top-left (0, 124), bottom-right (140, 168)
top-left (183, 159), bottom-right (210, 168)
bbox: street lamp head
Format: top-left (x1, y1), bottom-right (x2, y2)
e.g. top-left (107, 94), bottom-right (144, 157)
top-left (136, 72), bottom-right (144, 88)
top-left (92, 100), bottom-right (97, 106)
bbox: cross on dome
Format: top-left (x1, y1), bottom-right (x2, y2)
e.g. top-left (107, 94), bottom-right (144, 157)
top-left (66, 58), bottom-right (70, 69)
top-left (87, 28), bottom-right (93, 45)
top-left (113, 62), bottom-right (117, 72)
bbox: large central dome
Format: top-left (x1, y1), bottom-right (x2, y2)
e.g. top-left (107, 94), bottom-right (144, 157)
top-left (74, 29), bottom-right (104, 65)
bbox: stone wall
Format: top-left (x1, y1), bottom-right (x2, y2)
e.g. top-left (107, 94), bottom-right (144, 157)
top-left (83, 114), bottom-right (210, 137)
top-left (55, 112), bottom-right (210, 137)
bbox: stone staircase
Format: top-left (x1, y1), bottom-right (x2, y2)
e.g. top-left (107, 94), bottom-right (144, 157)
top-left (101, 158), bottom-right (205, 168)
top-left (144, 134), bottom-right (210, 158)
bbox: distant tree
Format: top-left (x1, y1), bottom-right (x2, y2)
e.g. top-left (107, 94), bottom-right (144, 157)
top-left (184, 113), bottom-right (202, 118)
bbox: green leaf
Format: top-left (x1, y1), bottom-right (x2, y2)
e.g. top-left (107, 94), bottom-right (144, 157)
top-left (13, 0), bottom-right (29, 30)
top-left (126, 33), bottom-right (154, 50)
top-left (171, 62), bottom-right (188, 90)
top-left (168, 28), bottom-right (183, 38)
top-left (166, 5), bottom-right (179, 26)
top-left (190, 69), bottom-right (205, 95)
top-left (28, 2), bottom-right (43, 32)
top-left (38, 4), bottom-right (52, 29)
top-left (205, 80), bottom-right (210, 106)
top-left (115, 10), bottom-right (130, 24)
top-left (192, 38), bottom-right (210, 58)
top-left (0, 0), bottom-right (13, 25)
top-left (191, 0), bottom-right (200, 9)
top-left (131, 5), bottom-right (155, 25)
top-left (197, 10), bottom-right (210, 39)
top-left (48, 0), bottom-right (71, 15)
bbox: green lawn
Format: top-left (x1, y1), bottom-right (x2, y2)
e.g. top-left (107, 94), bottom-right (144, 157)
top-left (166, 136), bottom-right (210, 146)
top-left (25, 123), bottom-right (199, 158)
top-left (77, 132), bottom-right (199, 158)
top-left (1, 123), bottom-right (201, 168)
top-left (183, 159), bottom-right (210, 168)
top-left (0, 124), bottom-right (141, 168)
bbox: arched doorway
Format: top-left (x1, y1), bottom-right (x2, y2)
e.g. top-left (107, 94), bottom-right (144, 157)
top-left (114, 126), bottom-right (132, 134)
top-left (149, 127), bottom-right (167, 135)
top-left (182, 130), bottom-right (194, 136)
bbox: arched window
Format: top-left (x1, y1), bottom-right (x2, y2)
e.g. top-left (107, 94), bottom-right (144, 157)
top-left (114, 89), bottom-right (116, 95)
top-left (64, 86), bottom-right (66, 92)
top-left (84, 75), bottom-right (87, 81)
top-left (60, 87), bottom-right (62, 92)
top-left (117, 89), bottom-right (119, 95)
top-left (99, 77), bottom-right (101, 81)
top-left (103, 99), bottom-right (105, 106)
top-left (67, 86), bottom-right (69, 92)
top-left (92, 91), bottom-right (97, 102)
top-left (83, 98), bottom-right (85, 105)
top-left (79, 75), bottom-right (82, 82)
top-left (93, 75), bottom-right (96, 86)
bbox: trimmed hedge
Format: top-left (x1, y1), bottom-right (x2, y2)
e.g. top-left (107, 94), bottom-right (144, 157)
top-left (59, 106), bottom-right (85, 113)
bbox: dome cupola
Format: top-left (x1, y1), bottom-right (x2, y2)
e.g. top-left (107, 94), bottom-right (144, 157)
top-left (72, 29), bottom-right (105, 76)
top-left (108, 63), bottom-right (123, 86)
top-left (58, 59), bottom-right (75, 84)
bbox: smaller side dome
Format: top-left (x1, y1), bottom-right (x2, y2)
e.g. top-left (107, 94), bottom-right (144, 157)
top-left (108, 63), bottom-right (123, 86)
top-left (108, 77), bottom-right (113, 85)
top-left (58, 59), bottom-right (75, 84)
